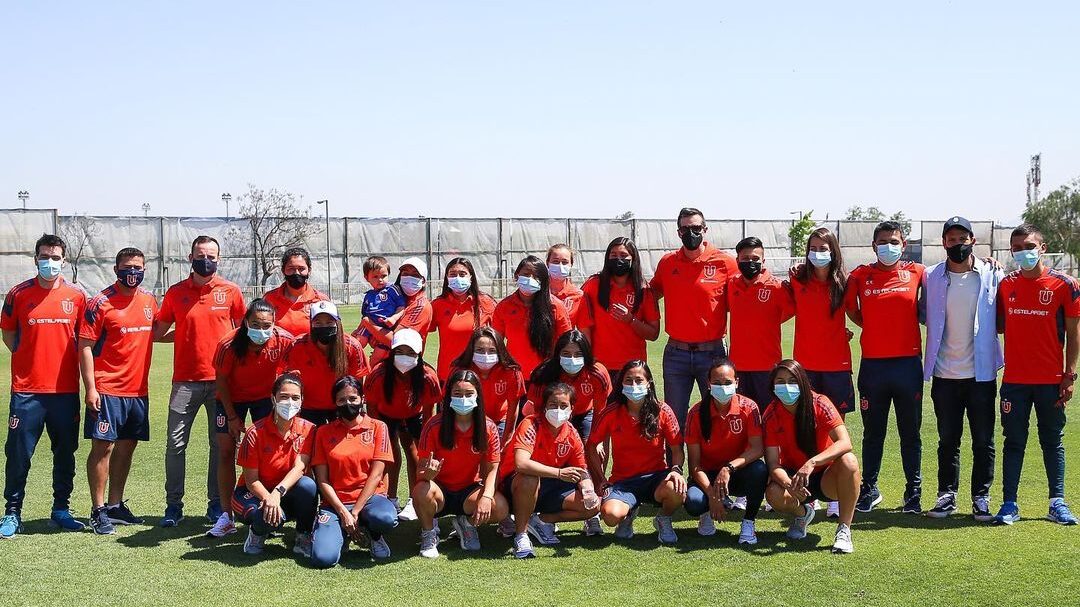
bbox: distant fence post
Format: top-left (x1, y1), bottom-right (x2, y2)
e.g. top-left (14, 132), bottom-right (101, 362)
top-left (343, 217), bottom-right (351, 304)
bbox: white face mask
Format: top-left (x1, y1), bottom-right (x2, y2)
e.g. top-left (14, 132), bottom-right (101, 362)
top-left (275, 399), bottom-right (302, 421)
top-left (393, 354), bottom-right (419, 374)
top-left (400, 276), bottom-right (425, 296)
top-left (559, 356), bottom-right (585, 375)
top-left (545, 407), bottom-right (571, 428)
top-left (547, 263), bottom-right (572, 279)
top-left (516, 275), bottom-right (541, 295)
top-left (473, 351), bottom-right (498, 370)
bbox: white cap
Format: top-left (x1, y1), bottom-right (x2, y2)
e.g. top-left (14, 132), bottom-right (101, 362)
top-left (390, 328), bottom-right (423, 354)
top-left (309, 300), bottom-right (340, 321)
top-left (400, 256), bottom-right (428, 278)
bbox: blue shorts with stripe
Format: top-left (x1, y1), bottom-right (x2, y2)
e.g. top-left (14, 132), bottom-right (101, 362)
top-left (85, 394), bottom-right (150, 442)
top-left (214, 399), bottom-right (273, 434)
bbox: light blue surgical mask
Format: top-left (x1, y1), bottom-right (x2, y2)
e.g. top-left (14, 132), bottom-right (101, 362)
top-left (400, 276), bottom-right (425, 296)
top-left (449, 395), bottom-right (478, 415)
top-left (774, 383), bottom-right (801, 405)
top-left (622, 384), bottom-right (649, 402)
top-left (447, 275), bottom-right (471, 294)
top-left (37, 259), bottom-right (62, 280)
top-left (517, 275), bottom-right (541, 295)
top-left (1012, 249), bottom-right (1040, 271)
top-left (560, 356), bottom-right (585, 375)
top-left (808, 251), bottom-right (832, 268)
top-left (247, 326), bottom-right (273, 345)
top-left (547, 263), bottom-right (572, 279)
top-left (876, 243), bottom-right (903, 266)
top-left (710, 383), bottom-right (737, 404)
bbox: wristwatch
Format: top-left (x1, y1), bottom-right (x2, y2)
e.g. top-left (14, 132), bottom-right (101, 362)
top-left (1065, 372), bottom-right (1078, 383)
top-left (669, 464), bottom-right (683, 475)
top-left (274, 485), bottom-right (287, 496)
top-left (724, 463), bottom-right (737, 474)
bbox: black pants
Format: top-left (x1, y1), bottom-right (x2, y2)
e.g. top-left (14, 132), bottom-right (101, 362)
top-left (930, 377), bottom-right (995, 498)
top-left (857, 356), bottom-right (923, 496)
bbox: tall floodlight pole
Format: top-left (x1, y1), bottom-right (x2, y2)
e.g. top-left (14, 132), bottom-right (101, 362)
top-left (141, 203), bottom-right (151, 217)
top-left (316, 200), bottom-right (331, 298)
top-left (18, 191), bottom-right (29, 209)
top-left (222, 192), bottom-right (232, 218)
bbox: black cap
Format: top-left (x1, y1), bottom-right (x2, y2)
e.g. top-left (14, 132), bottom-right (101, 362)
top-left (942, 216), bottom-right (973, 237)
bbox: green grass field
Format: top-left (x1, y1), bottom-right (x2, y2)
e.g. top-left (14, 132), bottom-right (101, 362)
top-left (1, 305), bottom-right (1077, 607)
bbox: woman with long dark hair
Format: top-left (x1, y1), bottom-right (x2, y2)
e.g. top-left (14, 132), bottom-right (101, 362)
top-left (208, 298), bottom-right (295, 538)
top-left (546, 244), bottom-right (586, 327)
top-left (526, 329), bottom-right (610, 441)
top-left (587, 360), bottom-right (687, 544)
top-left (683, 358), bottom-right (767, 545)
top-left (492, 255), bottom-right (572, 378)
top-left (450, 326), bottom-right (525, 440)
top-left (412, 369), bottom-right (509, 558)
top-left (362, 328), bottom-right (441, 522)
top-left (310, 376), bottom-right (399, 567)
top-left (763, 359), bottom-right (861, 554)
top-left (282, 300), bottom-right (369, 426)
top-left (262, 247), bottom-right (328, 337)
top-left (579, 237), bottom-right (660, 385)
top-left (430, 257), bottom-right (496, 381)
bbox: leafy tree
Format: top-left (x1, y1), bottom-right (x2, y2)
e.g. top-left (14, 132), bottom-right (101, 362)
top-left (229, 184), bottom-right (320, 286)
top-left (788, 211), bottom-right (816, 257)
top-left (845, 205), bottom-right (912, 237)
top-left (1022, 178), bottom-right (1080, 270)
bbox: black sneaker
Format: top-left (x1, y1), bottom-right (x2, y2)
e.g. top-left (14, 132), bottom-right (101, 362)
top-left (855, 485), bottom-right (883, 513)
top-left (107, 501), bottom-right (144, 525)
top-left (90, 506), bottom-right (116, 535)
top-left (926, 493), bottom-right (956, 518)
top-left (902, 492), bottom-right (922, 514)
top-left (971, 496), bottom-right (993, 522)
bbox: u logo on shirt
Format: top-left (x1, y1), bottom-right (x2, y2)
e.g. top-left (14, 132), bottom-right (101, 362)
top-left (897, 270), bottom-right (911, 282)
top-left (1039, 289), bottom-right (1054, 306)
top-left (702, 265), bottom-right (717, 281)
top-left (729, 418), bottom-right (744, 434)
top-left (61, 300), bottom-right (74, 315)
top-left (757, 289), bottom-right (771, 303)
top-left (144, 307), bottom-right (153, 321)
top-left (556, 442), bottom-right (571, 458)
top-left (581, 382), bottom-right (593, 396)
top-left (360, 429), bottom-right (374, 445)
top-left (214, 290), bottom-right (227, 305)
top-left (495, 380), bottom-right (507, 395)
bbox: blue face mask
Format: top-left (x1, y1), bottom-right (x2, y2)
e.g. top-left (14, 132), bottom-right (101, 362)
top-left (116, 267), bottom-right (145, 288)
top-left (37, 259), bottom-right (62, 280)
top-left (808, 251), bottom-right (832, 268)
top-left (1012, 249), bottom-right (1040, 271)
top-left (560, 356), bottom-right (585, 375)
top-left (400, 276), bottom-right (425, 296)
top-left (447, 275), bottom-right (471, 294)
top-left (710, 383), bottom-right (737, 404)
top-left (622, 384), bottom-right (649, 402)
top-left (247, 326), bottom-right (273, 345)
top-left (774, 383), bottom-right (801, 405)
top-left (876, 243), bottom-right (903, 265)
top-left (517, 275), bottom-right (541, 295)
top-left (449, 395), bottom-right (478, 415)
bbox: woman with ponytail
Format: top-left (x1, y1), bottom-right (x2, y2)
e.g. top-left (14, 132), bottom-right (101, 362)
top-left (450, 326), bottom-right (526, 440)
top-left (310, 376), bottom-right (399, 567)
top-left (492, 255), bottom-right (572, 378)
top-left (430, 257), bottom-right (497, 380)
top-left (762, 359), bottom-right (861, 554)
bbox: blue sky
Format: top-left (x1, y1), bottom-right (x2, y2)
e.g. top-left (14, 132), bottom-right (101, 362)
top-left (1, 1), bottom-right (1077, 223)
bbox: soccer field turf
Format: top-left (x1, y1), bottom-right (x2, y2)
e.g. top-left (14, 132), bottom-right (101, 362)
top-left (0, 305), bottom-right (1077, 607)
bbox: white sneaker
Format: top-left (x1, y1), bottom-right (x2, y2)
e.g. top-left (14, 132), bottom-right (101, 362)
top-left (513, 532), bottom-right (535, 559)
top-left (786, 503), bottom-right (816, 540)
top-left (397, 498), bottom-right (418, 521)
top-left (614, 507), bottom-right (637, 539)
top-left (242, 528), bottom-right (266, 554)
top-left (419, 527), bottom-right (440, 559)
top-left (731, 496), bottom-right (747, 510)
top-left (653, 515), bottom-right (678, 544)
top-left (583, 515), bottom-right (604, 536)
top-left (697, 513), bottom-right (716, 536)
top-left (832, 523), bottom-right (853, 553)
top-left (293, 532), bottom-right (312, 557)
top-left (827, 501), bottom-right (840, 519)
top-left (497, 515), bottom-right (516, 538)
top-left (526, 513), bottom-right (559, 545)
top-left (206, 512), bottom-right (236, 538)
top-left (738, 519), bottom-right (758, 545)
top-left (452, 515), bottom-right (481, 551)
top-left (763, 501), bottom-right (774, 512)
top-left (371, 536), bottom-right (392, 559)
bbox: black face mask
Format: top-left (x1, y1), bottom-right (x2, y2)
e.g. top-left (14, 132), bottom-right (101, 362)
top-left (680, 230), bottom-right (704, 251)
top-left (738, 260), bottom-right (762, 280)
top-left (946, 243), bottom-right (973, 264)
top-left (337, 402), bottom-right (364, 421)
top-left (285, 273), bottom-right (308, 289)
top-left (606, 258), bottom-right (632, 277)
top-left (192, 258), bottom-right (217, 277)
top-left (311, 325), bottom-right (338, 345)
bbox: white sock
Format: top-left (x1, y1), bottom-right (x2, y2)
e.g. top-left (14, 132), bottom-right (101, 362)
top-left (107, 503), bottom-right (120, 509)
top-left (1050, 497), bottom-right (1065, 507)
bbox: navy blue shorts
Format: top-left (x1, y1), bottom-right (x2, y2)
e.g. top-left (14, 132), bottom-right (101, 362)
top-left (603, 470), bottom-right (668, 509)
top-left (736, 370), bottom-right (774, 411)
top-left (806, 370), bottom-right (856, 414)
top-left (84, 394), bottom-right (150, 442)
top-left (783, 467), bottom-right (832, 503)
top-left (439, 483), bottom-right (482, 516)
top-left (214, 399), bottom-right (273, 434)
top-left (298, 408), bottom-right (337, 427)
top-left (501, 474), bottom-right (577, 514)
top-left (381, 414), bottom-right (423, 442)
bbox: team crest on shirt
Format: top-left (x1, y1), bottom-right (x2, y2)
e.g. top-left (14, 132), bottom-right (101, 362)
top-left (729, 418), bottom-right (744, 434)
top-left (243, 491), bottom-right (254, 500)
top-left (495, 380), bottom-right (507, 395)
top-left (757, 289), bottom-right (771, 303)
top-left (360, 429), bottom-right (374, 444)
top-left (98, 420), bottom-right (110, 434)
top-left (292, 437), bottom-right (305, 453)
top-left (144, 307), bottom-right (153, 321)
top-left (898, 270), bottom-right (911, 282)
top-left (581, 382), bottom-right (593, 396)
top-left (8, 416), bottom-right (19, 429)
top-left (61, 300), bottom-right (74, 315)
top-left (1001, 400), bottom-right (1012, 414)
top-left (216, 414), bottom-right (226, 428)
top-left (1039, 289), bottom-right (1054, 306)
top-left (267, 348), bottom-right (281, 362)
top-left (625, 292), bottom-right (635, 306)
top-left (318, 513), bottom-right (331, 525)
top-left (556, 442), bottom-right (571, 458)
top-left (564, 299), bottom-right (574, 312)
top-left (214, 290), bottom-right (227, 305)
top-left (860, 396), bottom-right (869, 411)
top-left (378, 292), bottom-right (388, 302)
top-left (703, 265), bottom-right (717, 281)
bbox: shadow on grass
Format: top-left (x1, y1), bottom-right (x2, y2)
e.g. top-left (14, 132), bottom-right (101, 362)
top-left (116, 520), bottom-right (206, 548)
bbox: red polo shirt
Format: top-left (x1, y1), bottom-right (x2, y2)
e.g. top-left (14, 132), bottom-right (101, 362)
top-left (430, 292), bottom-right (496, 380)
top-left (158, 275), bottom-right (246, 382)
top-left (80, 284), bottom-right (158, 397)
top-left (491, 293), bottom-right (573, 378)
top-left (362, 362), bottom-right (441, 420)
top-left (262, 283), bottom-right (328, 338)
top-left (451, 362), bottom-right (526, 424)
top-left (497, 414), bottom-right (587, 482)
top-left (418, 414), bottom-right (502, 491)
top-left (311, 416), bottom-right (393, 503)
top-left (282, 334), bottom-right (370, 411)
top-left (236, 416), bottom-right (315, 490)
top-left (725, 270), bottom-right (794, 371)
top-left (685, 395), bottom-right (762, 471)
top-left (214, 327), bottom-right (295, 403)
top-left (650, 243), bottom-right (738, 342)
top-left (588, 401), bottom-right (683, 483)
top-left (762, 393), bottom-right (843, 471)
top-left (2, 277), bottom-right (86, 394)
top-left (997, 268), bottom-right (1080, 385)
top-left (788, 276), bottom-right (852, 372)
top-left (579, 276), bottom-right (661, 373)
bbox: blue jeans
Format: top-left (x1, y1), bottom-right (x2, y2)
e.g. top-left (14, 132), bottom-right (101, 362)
top-left (572, 410), bottom-right (593, 443)
top-left (232, 475), bottom-right (317, 536)
top-left (684, 459), bottom-right (768, 520)
top-left (662, 342), bottom-right (727, 431)
top-left (310, 494), bottom-right (398, 568)
top-left (1000, 383), bottom-right (1065, 502)
top-left (735, 371), bottom-right (773, 412)
top-left (4, 393), bottom-right (80, 513)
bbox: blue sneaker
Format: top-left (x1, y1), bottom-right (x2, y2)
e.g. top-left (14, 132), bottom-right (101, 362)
top-left (0, 512), bottom-right (22, 538)
top-left (205, 500), bottom-right (223, 524)
top-left (992, 501), bottom-right (1020, 525)
top-left (161, 504), bottom-right (184, 528)
top-left (1047, 501), bottom-right (1078, 526)
top-left (50, 509), bottom-right (86, 531)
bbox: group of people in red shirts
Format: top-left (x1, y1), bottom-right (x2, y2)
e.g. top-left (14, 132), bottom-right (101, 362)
top-left (2, 208), bottom-right (1077, 562)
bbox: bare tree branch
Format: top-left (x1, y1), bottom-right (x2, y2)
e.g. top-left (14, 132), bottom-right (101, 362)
top-left (58, 214), bottom-right (102, 284)
top-left (226, 184), bottom-right (319, 286)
